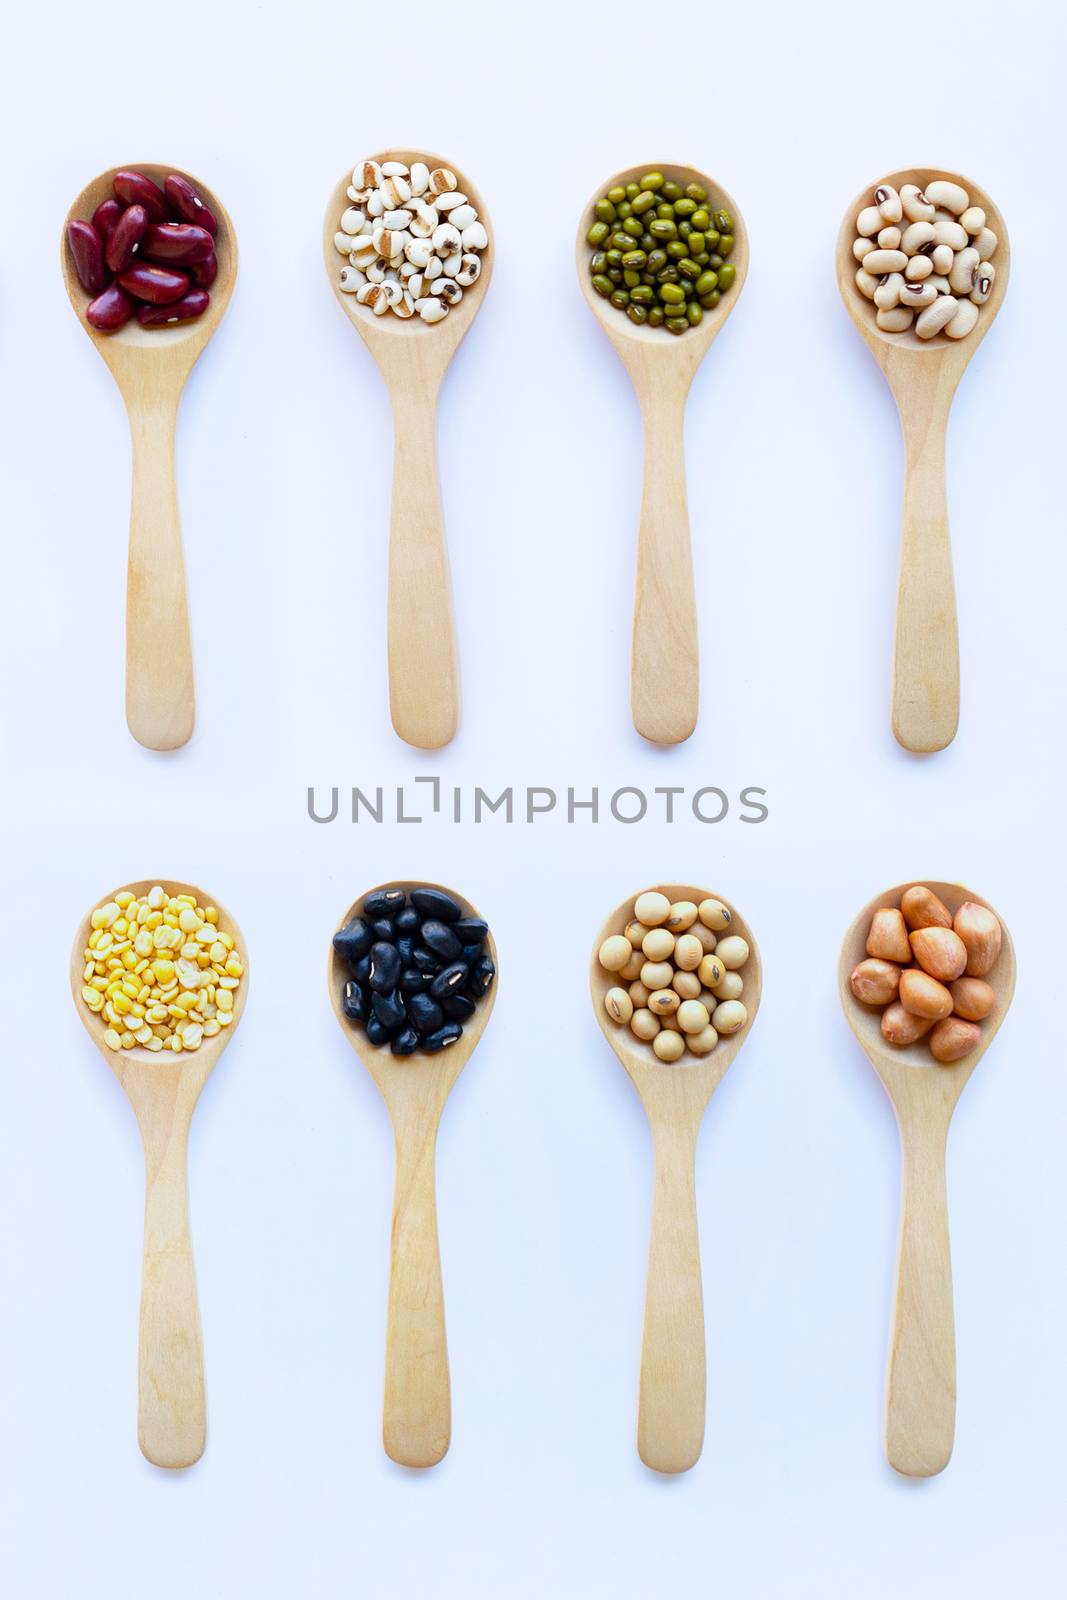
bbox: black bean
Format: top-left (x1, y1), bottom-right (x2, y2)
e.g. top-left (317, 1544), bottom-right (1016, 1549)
top-left (425, 1022), bottom-right (463, 1051)
top-left (400, 967), bottom-right (430, 995)
top-left (430, 962), bottom-right (468, 1000)
top-left (342, 981), bottom-right (367, 1022)
top-left (452, 917), bottom-right (488, 945)
top-left (441, 992), bottom-right (475, 1022)
top-left (412, 945), bottom-right (439, 977)
top-left (370, 917), bottom-right (396, 943)
top-left (395, 935), bottom-right (415, 966)
top-left (390, 1027), bottom-right (420, 1056)
top-left (350, 954), bottom-right (372, 984)
top-left (411, 887), bottom-right (463, 923)
top-left (468, 955), bottom-right (496, 996)
top-left (333, 916), bottom-right (372, 963)
top-left (461, 944), bottom-right (484, 966)
top-left (420, 919), bottom-right (462, 961)
top-left (372, 989), bottom-right (407, 1030)
top-left (407, 992), bottom-right (444, 1035)
top-left (395, 907), bottom-right (421, 935)
top-left (363, 889), bottom-right (407, 919)
top-left (365, 1015), bottom-right (392, 1046)
top-left (368, 942), bottom-right (401, 993)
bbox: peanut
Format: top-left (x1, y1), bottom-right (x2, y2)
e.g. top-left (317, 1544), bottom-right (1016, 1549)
top-left (850, 958), bottom-right (901, 1006)
top-left (900, 885), bottom-right (952, 931)
top-left (949, 977), bottom-right (996, 1022)
top-left (909, 926), bottom-right (968, 982)
top-left (867, 908), bottom-right (911, 963)
top-left (899, 968), bottom-right (954, 1020)
top-left (881, 1003), bottom-right (935, 1046)
top-left (953, 902), bottom-right (1003, 977)
top-left (929, 1017), bottom-right (982, 1064)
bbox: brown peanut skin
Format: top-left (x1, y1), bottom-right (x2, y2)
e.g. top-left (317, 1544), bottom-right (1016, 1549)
top-left (954, 902), bottom-right (1003, 978)
top-left (930, 1017), bottom-right (982, 1063)
top-left (910, 926), bottom-right (968, 982)
top-left (850, 958), bottom-right (901, 1006)
top-left (113, 169), bottom-right (168, 223)
top-left (67, 220), bottom-right (108, 294)
top-left (881, 1002), bottom-right (935, 1046)
top-left (949, 977), bottom-right (996, 1022)
top-left (899, 967), bottom-right (954, 1020)
top-left (866, 908), bottom-right (911, 963)
top-left (901, 885), bottom-right (953, 931)
top-left (164, 173), bottom-right (218, 236)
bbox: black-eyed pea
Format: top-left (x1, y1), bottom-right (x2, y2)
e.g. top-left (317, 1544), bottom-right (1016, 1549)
top-left (635, 891), bottom-right (671, 926)
top-left (629, 981), bottom-right (651, 1007)
top-left (973, 227), bottom-right (997, 262)
top-left (901, 281), bottom-right (938, 310)
top-left (949, 247), bottom-right (979, 294)
top-left (653, 1030), bottom-right (685, 1063)
top-left (916, 295), bottom-right (960, 339)
top-left (641, 960), bottom-right (674, 991)
top-left (676, 999), bottom-right (710, 1035)
top-left (901, 184), bottom-right (936, 223)
top-left (671, 970), bottom-right (701, 1001)
top-left (642, 927), bottom-right (675, 962)
top-left (855, 269), bottom-right (878, 301)
top-left (667, 901), bottom-right (699, 932)
top-left (599, 935), bottom-right (633, 972)
top-left (931, 244), bottom-right (954, 275)
top-left (673, 934), bottom-right (704, 972)
top-left (946, 300), bottom-right (979, 339)
top-left (877, 226), bottom-right (901, 250)
top-left (631, 1008), bottom-right (660, 1042)
top-left (857, 205), bottom-right (882, 236)
top-left (875, 183), bottom-right (902, 223)
top-left (862, 249), bottom-right (907, 275)
top-left (932, 219), bottom-right (967, 251)
top-left (712, 970), bottom-right (744, 1001)
top-left (925, 180), bottom-right (969, 215)
top-left (698, 898), bottom-right (732, 932)
top-left (901, 221), bottom-right (936, 256)
top-left (877, 306), bottom-right (914, 332)
top-left (604, 987), bottom-right (634, 1025)
top-left (905, 255), bottom-right (933, 281)
top-left (698, 952), bottom-right (725, 989)
top-left (620, 949), bottom-right (645, 982)
top-left (959, 206), bottom-right (985, 235)
top-left (853, 237), bottom-right (875, 263)
top-left (686, 1025), bottom-right (719, 1056)
top-left (970, 263), bottom-right (995, 305)
top-left (712, 999), bottom-right (747, 1034)
top-left (715, 935), bottom-right (750, 971)
top-left (648, 988), bottom-right (680, 1016)
top-left (874, 272), bottom-right (904, 310)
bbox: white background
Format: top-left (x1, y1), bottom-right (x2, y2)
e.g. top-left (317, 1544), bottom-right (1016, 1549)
top-left (1, 1), bottom-right (1064, 1594)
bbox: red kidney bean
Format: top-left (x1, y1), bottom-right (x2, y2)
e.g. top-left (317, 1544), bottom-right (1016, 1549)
top-left (67, 219), bottom-right (109, 294)
top-left (141, 222), bottom-right (214, 264)
top-left (164, 174), bottom-right (218, 236)
top-left (105, 203), bottom-right (148, 273)
top-left (118, 263), bottom-right (190, 304)
top-left (112, 170), bottom-right (168, 223)
top-left (86, 283), bottom-right (135, 333)
top-left (91, 199), bottom-right (123, 244)
top-left (188, 249), bottom-right (218, 288)
top-left (136, 289), bottom-right (210, 327)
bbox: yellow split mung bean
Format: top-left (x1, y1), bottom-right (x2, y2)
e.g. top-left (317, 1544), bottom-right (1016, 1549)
top-left (81, 885), bottom-right (244, 1055)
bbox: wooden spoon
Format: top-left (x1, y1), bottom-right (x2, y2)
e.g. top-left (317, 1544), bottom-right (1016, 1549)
top-left (576, 167), bottom-right (748, 745)
top-left (590, 886), bottom-right (762, 1472)
top-left (70, 880), bottom-right (249, 1468)
top-left (836, 170), bottom-right (1010, 753)
top-left (328, 881), bottom-right (498, 1466)
top-left (61, 165), bottom-right (238, 752)
top-left (839, 880), bottom-right (1015, 1475)
top-left (323, 153), bottom-right (493, 750)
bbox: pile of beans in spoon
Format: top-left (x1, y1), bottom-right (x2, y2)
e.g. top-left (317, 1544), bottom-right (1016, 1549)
top-left (66, 170), bottom-right (219, 333)
top-left (333, 886), bottom-right (495, 1056)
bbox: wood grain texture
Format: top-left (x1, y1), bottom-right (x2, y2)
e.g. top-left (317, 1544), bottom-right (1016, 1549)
top-left (70, 880), bottom-right (249, 1468)
top-left (839, 880), bottom-right (1015, 1476)
top-left (835, 169), bottom-right (1010, 753)
top-left (61, 165), bottom-right (237, 752)
top-left (590, 885), bottom-right (762, 1472)
top-left (576, 167), bottom-right (747, 745)
top-left (323, 154), bottom-right (493, 751)
top-left (329, 881), bottom-right (498, 1467)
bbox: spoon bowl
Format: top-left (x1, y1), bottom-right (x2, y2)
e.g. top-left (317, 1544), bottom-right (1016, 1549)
top-left (836, 169), bottom-right (1010, 753)
top-left (329, 880), bottom-right (498, 1466)
top-left (62, 165), bottom-right (238, 751)
top-left (577, 165), bottom-right (747, 745)
top-left (71, 878), bottom-right (249, 1467)
top-left (323, 152), bottom-right (493, 751)
top-left (839, 879), bottom-right (1015, 1475)
top-left (591, 884), bottom-right (761, 1472)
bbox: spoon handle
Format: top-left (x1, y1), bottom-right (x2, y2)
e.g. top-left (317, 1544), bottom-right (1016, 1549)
top-left (125, 395), bottom-right (195, 751)
top-left (891, 399), bottom-right (959, 752)
top-left (384, 1123), bottom-right (451, 1467)
top-left (136, 1115), bottom-right (206, 1468)
top-left (387, 385), bottom-right (459, 749)
top-left (632, 392), bottom-right (698, 744)
top-left (638, 1117), bottom-right (704, 1473)
top-left (886, 1114), bottom-right (955, 1476)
